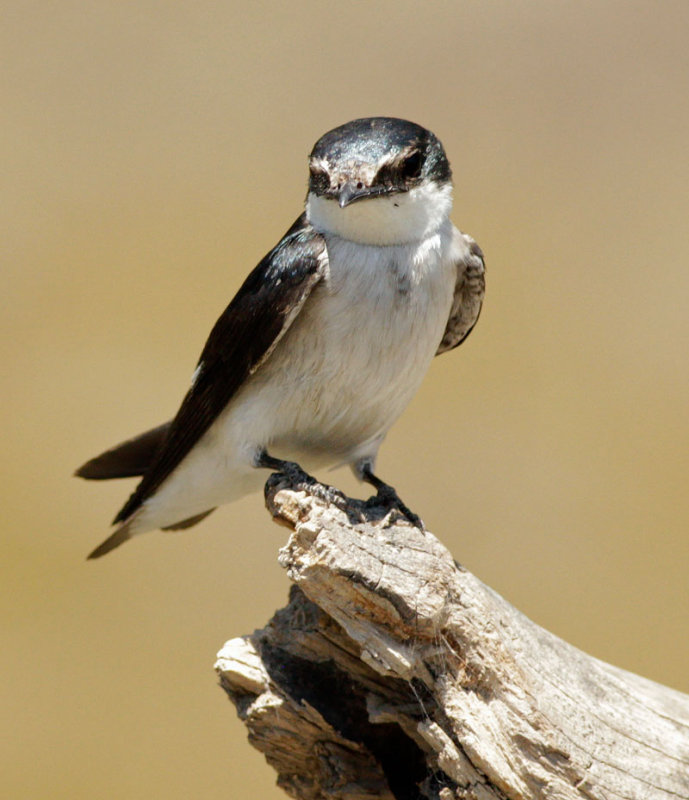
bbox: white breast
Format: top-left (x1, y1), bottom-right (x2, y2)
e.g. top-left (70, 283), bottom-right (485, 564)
top-left (232, 218), bottom-right (458, 466)
top-left (136, 216), bottom-right (458, 530)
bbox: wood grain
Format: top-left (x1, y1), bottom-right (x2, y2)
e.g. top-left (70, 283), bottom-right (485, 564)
top-left (216, 476), bottom-right (689, 799)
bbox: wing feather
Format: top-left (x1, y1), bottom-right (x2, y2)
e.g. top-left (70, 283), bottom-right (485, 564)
top-left (436, 232), bottom-right (485, 355)
top-left (75, 421), bottom-right (172, 480)
top-left (113, 214), bottom-right (328, 524)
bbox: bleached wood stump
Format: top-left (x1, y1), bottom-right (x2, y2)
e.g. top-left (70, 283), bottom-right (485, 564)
top-left (215, 475), bottom-right (689, 800)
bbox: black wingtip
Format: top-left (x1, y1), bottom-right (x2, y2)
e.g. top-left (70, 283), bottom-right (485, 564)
top-left (75, 421), bottom-right (172, 481)
top-left (87, 526), bottom-right (132, 560)
top-left (74, 462), bottom-right (97, 480)
top-left (75, 452), bottom-right (145, 481)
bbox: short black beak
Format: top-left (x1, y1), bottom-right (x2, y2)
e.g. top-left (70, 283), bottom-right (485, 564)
top-left (337, 182), bottom-right (389, 208)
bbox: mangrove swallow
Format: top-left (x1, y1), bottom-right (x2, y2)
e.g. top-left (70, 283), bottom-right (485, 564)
top-left (77, 116), bottom-right (485, 558)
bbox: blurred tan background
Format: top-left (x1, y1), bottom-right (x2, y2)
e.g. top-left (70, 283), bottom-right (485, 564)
top-left (3, 1), bottom-right (689, 797)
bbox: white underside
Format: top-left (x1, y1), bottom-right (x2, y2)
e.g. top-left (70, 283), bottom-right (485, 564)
top-left (127, 192), bottom-right (465, 536)
top-left (307, 182), bottom-right (453, 246)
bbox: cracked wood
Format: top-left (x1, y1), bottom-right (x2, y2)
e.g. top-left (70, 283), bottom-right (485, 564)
top-left (216, 476), bottom-right (689, 800)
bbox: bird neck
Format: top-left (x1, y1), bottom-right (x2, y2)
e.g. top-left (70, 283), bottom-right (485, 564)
top-left (305, 182), bottom-right (453, 246)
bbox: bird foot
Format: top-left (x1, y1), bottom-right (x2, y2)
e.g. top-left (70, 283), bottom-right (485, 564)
top-left (259, 452), bottom-right (348, 510)
top-left (364, 485), bottom-right (425, 531)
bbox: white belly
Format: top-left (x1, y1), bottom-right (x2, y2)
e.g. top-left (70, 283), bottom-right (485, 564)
top-left (138, 223), bottom-right (457, 529)
top-left (233, 224), bottom-right (457, 463)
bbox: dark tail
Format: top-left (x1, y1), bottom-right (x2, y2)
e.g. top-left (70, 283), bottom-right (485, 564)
top-left (75, 421), bottom-right (171, 480)
top-left (87, 508), bottom-right (216, 559)
top-left (87, 522), bottom-right (133, 559)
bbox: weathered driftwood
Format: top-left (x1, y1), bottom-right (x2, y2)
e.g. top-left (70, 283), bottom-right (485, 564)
top-left (215, 475), bottom-right (689, 800)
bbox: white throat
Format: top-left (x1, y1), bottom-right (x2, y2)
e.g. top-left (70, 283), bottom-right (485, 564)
top-left (306, 181), bottom-right (453, 246)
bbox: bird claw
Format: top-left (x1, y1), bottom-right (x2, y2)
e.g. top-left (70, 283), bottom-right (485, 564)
top-left (310, 483), bottom-right (350, 510)
top-left (263, 459), bottom-right (348, 510)
top-left (365, 485), bottom-right (425, 531)
top-left (259, 451), bottom-right (423, 528)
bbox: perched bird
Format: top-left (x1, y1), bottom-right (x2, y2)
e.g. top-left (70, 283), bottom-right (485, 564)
top-left (77, 117), bottom-right (485, 558)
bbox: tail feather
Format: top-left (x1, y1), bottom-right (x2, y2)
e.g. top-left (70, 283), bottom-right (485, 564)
top-left (161, 509), bottom-right (216, 530)
top-left (87, 522), bottom-right (134, 559)
top-left (80, 421), bottom-right (219, 558)
top-left (76, 421), bottom-right (171, 481)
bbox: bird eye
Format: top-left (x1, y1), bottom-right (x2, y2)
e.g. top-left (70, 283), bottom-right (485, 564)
top-left (309, 166), bottom-right (330, 195)
top-left (400, 150), bottom-right (423, 180)
top-left (372, 163), bottom-right (393, 187)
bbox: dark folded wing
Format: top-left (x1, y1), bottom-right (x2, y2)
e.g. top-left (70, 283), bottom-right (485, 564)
top-left (436, 234), bottom-right (485, 355)
top-left (113, 214), bottom-right (328, 524)
top-left (75, 421), bottom-right (172, 480)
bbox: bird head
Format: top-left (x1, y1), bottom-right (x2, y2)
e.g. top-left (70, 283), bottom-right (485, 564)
top-left (306, 117), bottom-right (453, 246)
